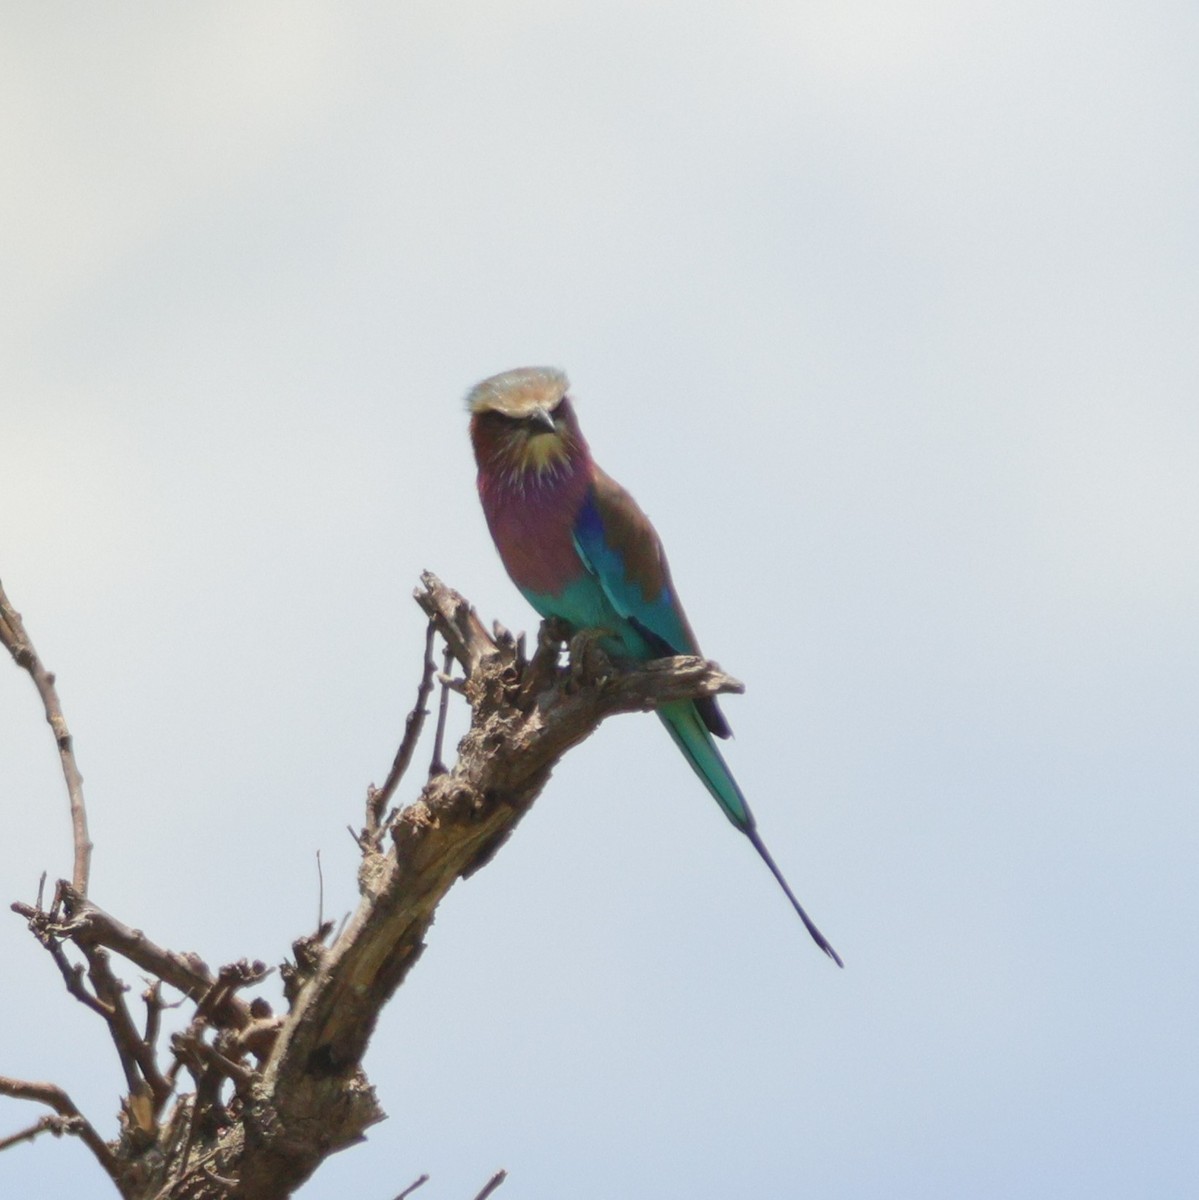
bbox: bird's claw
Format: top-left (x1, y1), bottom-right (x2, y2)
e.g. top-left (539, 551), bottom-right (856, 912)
top-left (567, 627), bottom-right (613, 689)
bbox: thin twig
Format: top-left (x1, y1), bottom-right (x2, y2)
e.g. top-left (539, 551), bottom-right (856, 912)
top-left (471, 1169), bottom-right (508, 1200)
top-left (15, 886), bottom-right (255, 1031)
top-left (143, 981), bottom-right (164, 1051)
top-left (0, 580), bottom-right (92, 895)
top-left (0, 1075), bottom-right (123, 1185)
top-left (35, 927), bottom-right (112, 1020)
top-left (317, 850), bottom-right (325, 929)
top-left (428, 645), bottom-right (454, 776)
top-left (393, 1173), bottom-right (430, 1200)
top-left (82, 942), bottom-right (173, 1108)
top-left (367, 620), bottom-right (439, 838)
top-left (80, 945), bottom-right (147, 1095)
top-left (0, 1113), bottom-right (73, 1153)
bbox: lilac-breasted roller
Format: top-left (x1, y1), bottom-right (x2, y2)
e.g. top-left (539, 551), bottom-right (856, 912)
top-left (468, 366), bottom-right (842, 965)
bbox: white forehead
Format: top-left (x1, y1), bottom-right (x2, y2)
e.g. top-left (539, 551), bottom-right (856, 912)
top-left (466, 366), bottom-right (569, 416)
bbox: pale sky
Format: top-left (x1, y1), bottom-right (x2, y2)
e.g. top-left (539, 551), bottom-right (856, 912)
top-left (2, 4), bottom-right (1197, 1198)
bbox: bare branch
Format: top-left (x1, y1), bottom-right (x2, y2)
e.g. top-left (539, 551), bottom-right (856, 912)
top-left (17, 907), bottom-right (113, 1020)
top-left (0, 579), bottom-right (92, 895)
top-left (0, 1075), bottom-right (122, 1185)
top-left (366, 620), bottom-right (439, 840)
top-left (392, 1173), bottom-right (429, 1200)
top-left (0, 1113), bottom-right (72, 1153)
top-left (14, 887), bottom-right (255, 1032)
top-left (82, 942), bottom-right (173, 1109)
top-left (412, 573), bottom-right (494, 675)
top-left (143, 981), bottom-right (162, 1045)
top-left (471, 1169), bottom-right (508, 1200)
top-left (427, 645), bottom-right (454, 776)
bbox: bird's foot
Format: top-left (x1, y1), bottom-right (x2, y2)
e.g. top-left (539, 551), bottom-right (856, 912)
top-left (566, 627), bottom-right (614, 690)
top-left (516, 617), bottom-right (570, 708)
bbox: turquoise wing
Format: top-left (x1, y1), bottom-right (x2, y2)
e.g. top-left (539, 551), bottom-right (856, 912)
top-left (571, 469), bottom-right (731, 738)
top-left (570, 468), bottom-right (699, 657)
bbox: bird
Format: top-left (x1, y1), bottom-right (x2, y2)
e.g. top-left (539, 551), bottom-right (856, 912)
top-left (467, 366), bottom-right (842, 966)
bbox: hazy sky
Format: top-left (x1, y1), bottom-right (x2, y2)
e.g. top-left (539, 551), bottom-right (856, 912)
top-left (3, 4), bottom-right (1197, 1198)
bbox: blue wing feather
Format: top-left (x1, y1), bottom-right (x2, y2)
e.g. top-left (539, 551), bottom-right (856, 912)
top-left (571, 478), bottom-right (696, 658)
top-left (572, 476), bottom-right (732, 740)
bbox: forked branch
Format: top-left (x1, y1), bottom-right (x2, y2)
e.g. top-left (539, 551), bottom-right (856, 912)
top-left (0, 1075), bottom-right (121, 1185)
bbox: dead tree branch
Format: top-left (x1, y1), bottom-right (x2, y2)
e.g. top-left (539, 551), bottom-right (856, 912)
top-left (0, 579), bottom-right (92, 895)
top-left (4, 572), bottom-right (743, 1199)
top-left (0, 1075), bottom-right (122, 1185)
top-left (364, 620), bottom-right (439, 844)
top-left (471, 1169), bottom-right (508, 1200)
top-left (392, 1173), bottom-right (429, 1200)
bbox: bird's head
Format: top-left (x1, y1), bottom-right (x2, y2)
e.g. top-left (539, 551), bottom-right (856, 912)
top-left (467, 366), bottom-right (587, 480)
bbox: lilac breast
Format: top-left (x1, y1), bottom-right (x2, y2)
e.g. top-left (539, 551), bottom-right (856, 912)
top-left (479, 462), bottom-right (592, 595)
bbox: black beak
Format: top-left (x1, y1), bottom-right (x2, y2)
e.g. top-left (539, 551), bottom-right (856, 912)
top-left (528, 408), bottom-right (557, 434)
